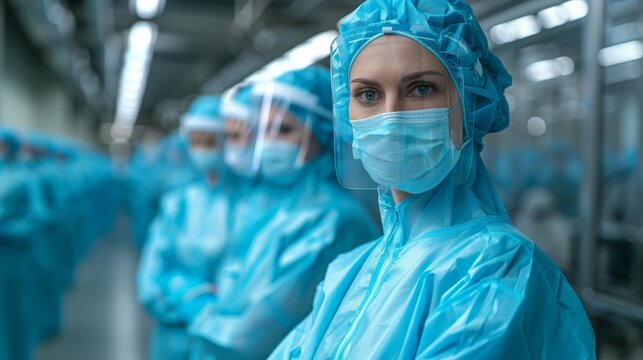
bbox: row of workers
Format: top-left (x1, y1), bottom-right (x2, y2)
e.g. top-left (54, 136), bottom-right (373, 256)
top-left (0, 129), bottom-right (122, 360)
top-left (137, 66), bottom-right (380, 359)
top-left (136, 1), bottom-right (596, 359)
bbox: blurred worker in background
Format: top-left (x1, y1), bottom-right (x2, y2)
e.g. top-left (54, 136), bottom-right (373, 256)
top-left (137, 96), bottom-right (237, 360)
top-left (127, 133), bottom-right (197, 249)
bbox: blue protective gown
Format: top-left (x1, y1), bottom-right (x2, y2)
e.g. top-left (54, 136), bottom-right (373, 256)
top-left (188, 154), bottom-right (379, 360)
top-left (268, 0), bottom-right (595, 357)
top-left (269, 155), bottom-right (596, 359)
top-left (137, 176), bottom-right (237, 360)
top-left (128, 133), bottom-right (197, 249)
top-left (0, 165), bottom-right (51, 360)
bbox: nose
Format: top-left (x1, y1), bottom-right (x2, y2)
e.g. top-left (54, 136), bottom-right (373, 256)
top-left (383, 90), bottom-right (403, 113)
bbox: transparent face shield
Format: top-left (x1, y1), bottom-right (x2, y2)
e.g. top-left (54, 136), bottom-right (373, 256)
top-left (332, 27), bottom-right (473, 192)
top-left (222, 87), bottom-right (259, 177)
top-left (224, 116), bottom-right (259, 177)
top-left (247, 83), bottom-right (321, 182)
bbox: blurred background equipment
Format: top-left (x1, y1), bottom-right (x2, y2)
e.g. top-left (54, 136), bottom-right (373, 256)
top-left (0, 0), bottom-right (642, 359)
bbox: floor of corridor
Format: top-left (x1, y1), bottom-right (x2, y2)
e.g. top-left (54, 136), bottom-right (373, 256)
top-left (35, 214), bottom-right (152, 360)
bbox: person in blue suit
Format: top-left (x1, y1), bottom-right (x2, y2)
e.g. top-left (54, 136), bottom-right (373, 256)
top-left (128, 132), bottom-right (197, 249)
top-left (269, 1), bottom-right (596, 359)
top-left (137, 96), bottom-right (237, 360)
top-left (188, 67), bottom-right (379, 360)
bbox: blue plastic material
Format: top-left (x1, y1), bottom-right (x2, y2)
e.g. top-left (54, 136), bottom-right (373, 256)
top-left (137, 178), bottom-right (237, 360)
top-left (268, 1), bottom-right (596, 359)
top-left (188, 67), bottom-right (379, 359)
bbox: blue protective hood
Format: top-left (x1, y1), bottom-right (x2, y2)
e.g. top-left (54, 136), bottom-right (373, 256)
top-left (182, 95), bottom-right (226, 133)
top-left (332, 0), bottom-right (512, 152)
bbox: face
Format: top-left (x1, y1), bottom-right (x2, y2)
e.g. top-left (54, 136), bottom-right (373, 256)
top-left (188, 131), bottom-right (219, 150)
top-left (225, 118), bottom-right (251, 147)
top-left (263, 105), bottom-right (321, 161)
top-left (349, 35), bottom-right (463, 148)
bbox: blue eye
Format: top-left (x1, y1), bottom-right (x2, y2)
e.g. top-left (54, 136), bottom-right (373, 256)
top-left (412, 84), bottom-right (433, 97)
top-left (357, 89), bottom-right (378, 103)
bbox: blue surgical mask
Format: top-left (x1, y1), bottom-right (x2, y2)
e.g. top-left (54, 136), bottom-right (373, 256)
top-left (351, 108), bottom-right (461, 194)
top-left (259, 140), bottom-right (303, 185)
top-left (224, 144), bottom-right (255, 177)
top-left (189, 148), bottom-right (223, 173)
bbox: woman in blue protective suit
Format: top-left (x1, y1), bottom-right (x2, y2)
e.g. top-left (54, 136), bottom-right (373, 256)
top-left (187, 67), bottom-right (379, 360)
top-left (269, 1), bottom-right (596, 359)
top-left (137, 95), bottom-right (237, 360)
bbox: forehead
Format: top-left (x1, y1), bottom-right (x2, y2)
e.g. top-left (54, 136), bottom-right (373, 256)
top-left (267, 105), bottom-right (301, 125)
top-left (189, 131), bottom-right (218, 139)
top-left (350, 35), bottom-right (448, 78)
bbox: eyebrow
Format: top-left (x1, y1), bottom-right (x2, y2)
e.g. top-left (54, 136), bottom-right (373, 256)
top-left (401, 70), bottom-right (444, 82)
top-left (350, 78), bottom-right (379, 86)
top-left (351, 70), bottom-right (445, 86)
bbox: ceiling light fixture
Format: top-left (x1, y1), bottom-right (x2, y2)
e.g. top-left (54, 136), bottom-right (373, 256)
top-left (133, 0), bottom-right (166, 20)
top-left (112, 21), bottom-right (158, 143)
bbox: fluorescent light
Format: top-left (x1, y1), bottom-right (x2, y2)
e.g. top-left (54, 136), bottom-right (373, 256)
top-left (563, 0), bottom-right (589, 21)
top-left (117, 107), bottom-right (139, 117)
top-left (244, 30), bottom-right (338, 84)
top-left (538, 7), bottom-right (568, 29)
top-left (491, 1), bottom-right (588, 45)
top-left (128, 21), bottom-right (156, 48)
top-left (112, 21), bottom-right (157, 142)
top-left (119, 79), bottom-right (144, 91)
top-left (134, 0), bottom-right (165, 20)
top-left (525, 56), bottom-right (575, 82)
top-left (538, 0), bottom-right (588, 29)
top-left (490, 15), bottom-right (541, 45)
top-left (599, 40), bottom-right (643, 67)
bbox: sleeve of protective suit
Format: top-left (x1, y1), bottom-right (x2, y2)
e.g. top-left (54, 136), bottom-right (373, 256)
top-left (264, 307), bottom-right (314, 359)
top-left (189, 209), bottom-right (376, 360)
top-left (414, 233), bottom-right (595, 359)
top-left (137, 191), bottom-right (217, 325)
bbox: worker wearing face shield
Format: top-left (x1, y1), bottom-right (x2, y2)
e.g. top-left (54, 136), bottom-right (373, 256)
top-left (188, 67), bottom-right (379, 360)
top-left (137, 96), bottom-right (238, 360)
